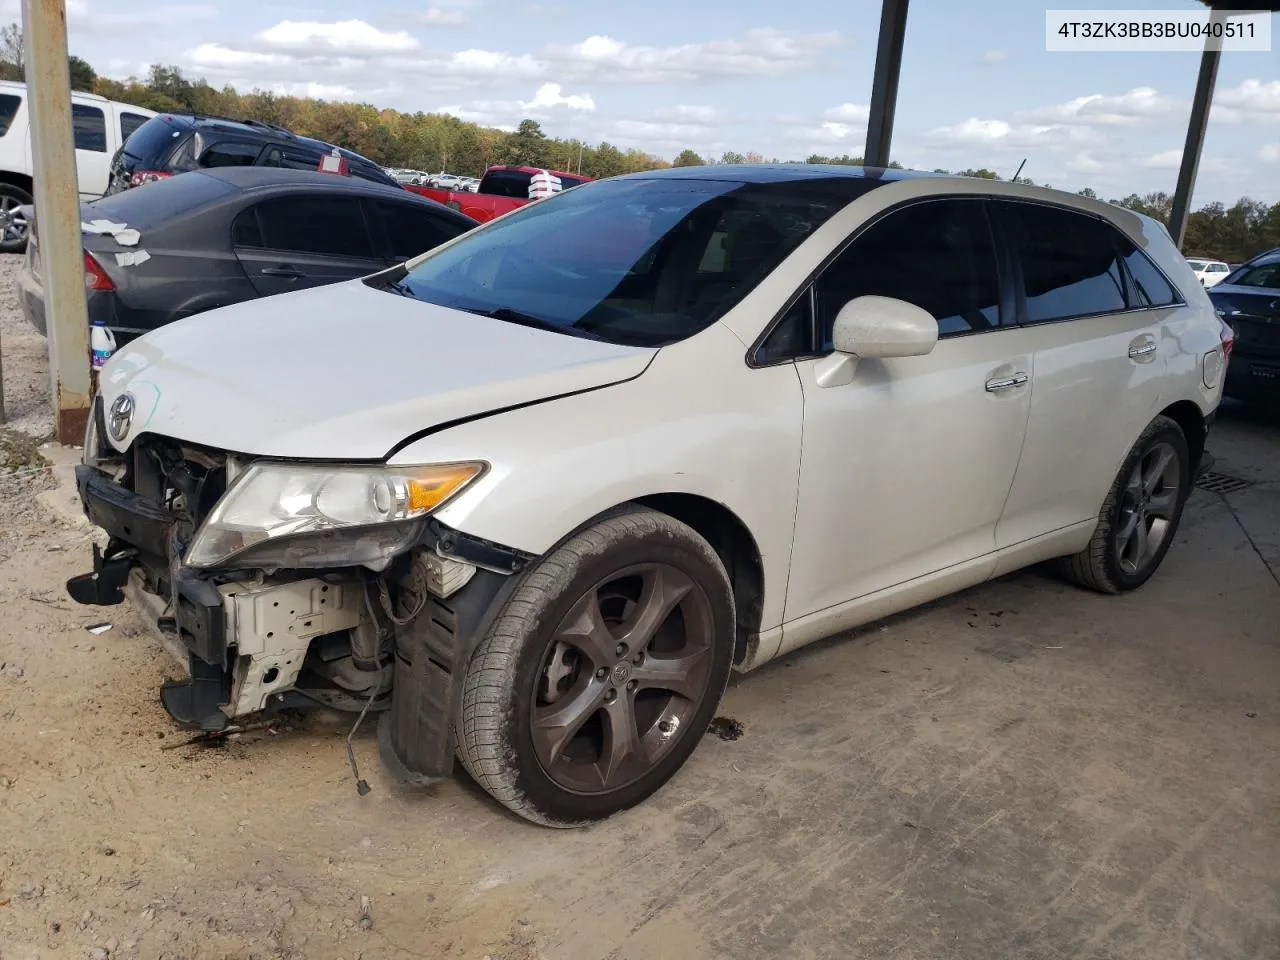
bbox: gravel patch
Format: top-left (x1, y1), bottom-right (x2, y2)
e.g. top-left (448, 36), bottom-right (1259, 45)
top-left (0, 252), bottom-right (53, 438)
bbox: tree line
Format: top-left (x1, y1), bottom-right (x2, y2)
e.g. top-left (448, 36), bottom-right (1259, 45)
top-left (0, 25), bottom-right (1274, 262)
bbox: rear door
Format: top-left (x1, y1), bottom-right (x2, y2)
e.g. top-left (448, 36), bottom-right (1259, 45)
top-left (367, 197), bottom-right (472, 264)
top-left (72, 102), bottom-right (110, 198)
top-left (992, 201), bottom-right (1175, 551)
top-left (231, 193), bottom-right (383, 297)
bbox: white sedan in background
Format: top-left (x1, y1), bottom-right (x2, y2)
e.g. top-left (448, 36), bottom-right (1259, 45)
top-left (1187, 258), bottom-right (1232, 287)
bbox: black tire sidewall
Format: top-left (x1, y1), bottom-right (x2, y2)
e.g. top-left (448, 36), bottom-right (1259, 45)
top-left (1099, 420), bottom-right (1191, 591)
top-left (491, 522), bottom-right (734, 823)
top-left (0, 183), bottom-right (33, 253)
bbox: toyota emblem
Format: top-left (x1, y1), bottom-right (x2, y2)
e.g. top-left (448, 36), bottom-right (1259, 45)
top-left (107, 392), bottom-right (135, 442)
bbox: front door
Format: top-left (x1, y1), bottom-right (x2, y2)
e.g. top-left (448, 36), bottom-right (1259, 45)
top-left (783, 198), bottom-right (1033, 625)
top-left (72, 103), bottom-right (109, 198)
top-left (231, 194), bottom-right (384, 298)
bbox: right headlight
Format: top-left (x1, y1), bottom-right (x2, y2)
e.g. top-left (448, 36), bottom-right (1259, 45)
top-left (185, 460), bottom-right (486, 570)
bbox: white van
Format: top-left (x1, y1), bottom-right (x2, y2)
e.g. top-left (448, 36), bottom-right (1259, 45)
top-left (0, 80), bottom-right (155, 251)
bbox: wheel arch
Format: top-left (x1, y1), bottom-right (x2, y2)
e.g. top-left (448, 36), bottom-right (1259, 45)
top-left (629, 493), bottom-right (765, 668)
top-left (0, 170), bottom-right (34, 195)
top-left (1158, 399), bottom-right (1206, 473)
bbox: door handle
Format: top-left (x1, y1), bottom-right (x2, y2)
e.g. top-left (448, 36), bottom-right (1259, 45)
top-left (1128, 341), bottom-right (1157, 358)
top-left (261, 266), bottom-right (304, 278)
top-left (985, 374), bottom-right (1029, 392)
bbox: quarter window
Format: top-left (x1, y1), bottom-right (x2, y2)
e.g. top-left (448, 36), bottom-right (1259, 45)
top-left (241, 195), bottom-right (375, 258)
top-left (816, 198), bottom-right (1002, 348)
top-left (1118, 240), bottom-right (1180, 307)
top-left (72, 104), bottom-right (106, 152)
top-left (1005, 203), bottom-right (1127, 322)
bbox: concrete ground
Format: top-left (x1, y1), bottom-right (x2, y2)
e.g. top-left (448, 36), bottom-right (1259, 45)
top-left (0, 402), bottom-right (1277, 960)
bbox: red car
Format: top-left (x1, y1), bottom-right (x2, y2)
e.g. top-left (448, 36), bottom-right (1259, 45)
top-left (407, 165), bottom-right (591, 222)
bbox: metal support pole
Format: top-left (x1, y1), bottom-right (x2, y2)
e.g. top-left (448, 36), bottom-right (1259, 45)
top-left (1168, 15), bottom-right (1223, 250)
top-left (22, 0), bottom-right (89, 443)
top-left (863, 0), bottom-right (909, 169)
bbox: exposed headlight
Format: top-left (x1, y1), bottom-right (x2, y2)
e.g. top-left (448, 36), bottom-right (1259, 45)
top-left (185, 461), bottom-right (485, 570)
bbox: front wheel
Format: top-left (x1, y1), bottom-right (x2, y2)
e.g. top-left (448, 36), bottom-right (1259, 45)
top-left (1056, 415), bottom-right (1191, 594)
top-left (455, 507), bottom-right (735, 827)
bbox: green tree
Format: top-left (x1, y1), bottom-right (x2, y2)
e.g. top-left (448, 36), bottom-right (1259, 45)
top-left (719, 151), bottom-right (745, 164)
top-left (958, 168), bottom-right (1000, 180)
top-left (673, 149), bottom-right (704, 167)
top-left (0, 21), bottom-right (22, 81)
top-left (67, 55), bottom-right (95, 93)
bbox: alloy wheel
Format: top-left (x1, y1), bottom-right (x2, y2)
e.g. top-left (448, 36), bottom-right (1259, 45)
top-left (1115, 441), bottom-right (1182, 576)
top-left (0, 196), bottom-right (27, 243)
top-left (530, 563), bottom-right (715, 795)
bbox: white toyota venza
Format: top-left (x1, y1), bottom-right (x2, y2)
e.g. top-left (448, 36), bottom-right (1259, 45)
top-left (69, 166), bottom-right (1231, 826)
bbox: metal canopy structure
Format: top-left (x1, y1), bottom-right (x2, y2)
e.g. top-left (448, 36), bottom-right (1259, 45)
top-left (863, 0), bottom-right (1280, 249)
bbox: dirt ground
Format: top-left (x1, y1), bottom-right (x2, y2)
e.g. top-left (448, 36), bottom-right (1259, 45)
top-left (1, 253), bottom-right (1278, 960)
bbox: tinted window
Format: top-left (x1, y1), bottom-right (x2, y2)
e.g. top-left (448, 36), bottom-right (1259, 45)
top-left (231, 208), bottom-right (264, 247)
top-left (1208, 263), bottom-right (1230, 273)
top-left (0, 93), bottom-right (20, 137)
top-left (757, 291), bottom-right (815, 363)
top-left (376, 200), bottom-right (469, 260)
top-left (1006, 203), bottom-right (1127, 322)
top-left (119, 112), bottom-right (149, 142)
top-left (816, 198), bottom-right (1001, 346)
top-left (479, 169), bottom-right (534, 198)
top-left (1231, 262), bottom-right (1280, 290)
top-left (250, 195), bottom-right (374, 258)
top-left (384, 177), bottom-right (879, 347)
top-left (73, 104), bottom-right (106, 152)
top-left (121, 115), bottom-right (187, 163)
top-left (199, 140), bottom-right (261, 168)
top-left (1120, 241), bottom-right (1180, 306)
top-left (262, 147), bottom-right (323, 172)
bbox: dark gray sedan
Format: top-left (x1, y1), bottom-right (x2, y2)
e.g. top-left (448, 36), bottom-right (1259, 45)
top-left (17, 166), bottom-right (477, 344)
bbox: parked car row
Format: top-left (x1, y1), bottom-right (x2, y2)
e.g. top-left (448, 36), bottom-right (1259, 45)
top-left (18, 166), bottom-right (476, 344)
top-left (407, 164), bottom-right (591, 223)
top-left (64, 164), bottom-right (1230, 826)
top-left (1207, 246), bottom-right (1280, 406)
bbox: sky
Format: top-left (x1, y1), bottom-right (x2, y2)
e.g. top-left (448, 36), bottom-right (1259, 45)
top-left (8, 0), bottom-right (1280, 205)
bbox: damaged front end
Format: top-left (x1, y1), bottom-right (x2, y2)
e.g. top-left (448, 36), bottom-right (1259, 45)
top-left (67, 397), bottom-right (534, 785)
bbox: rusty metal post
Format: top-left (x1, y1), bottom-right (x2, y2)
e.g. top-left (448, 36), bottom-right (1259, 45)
top-left (22, 0), bottom-right (89, 444)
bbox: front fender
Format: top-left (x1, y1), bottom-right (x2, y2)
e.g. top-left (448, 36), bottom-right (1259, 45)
top-left (389, 324), bottom-right (804, 634)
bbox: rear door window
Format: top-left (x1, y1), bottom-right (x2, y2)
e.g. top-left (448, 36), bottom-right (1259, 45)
top-left (373, 200), bottom-right (470, 260)
top-left (199, 140), bottom-right (262, 168)
top-left (1002, 203), bottom-right (1128, 322)
top-left (1118, 241), bottom-right (1181, 307)
top-left (0, 93), bottom-right (20, 137)
top-left (261, 147), bottom-right (323, 172)
top-left (119, 112), bottom-right (150, 143)
top-left (73, 104), bottom-right (107, 152)
top-left (239, 195), bottom-right (375, 259)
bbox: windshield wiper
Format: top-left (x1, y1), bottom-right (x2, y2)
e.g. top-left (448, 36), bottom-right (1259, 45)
top-left (461, 306), bottom-right (606, 340)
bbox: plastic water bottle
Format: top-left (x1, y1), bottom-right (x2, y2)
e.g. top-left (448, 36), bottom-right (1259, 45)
top-left (90, 320), bottom-right (116, 370)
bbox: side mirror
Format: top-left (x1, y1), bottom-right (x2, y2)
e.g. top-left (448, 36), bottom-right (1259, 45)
top-left (831, 295), bottom-right (939, 359)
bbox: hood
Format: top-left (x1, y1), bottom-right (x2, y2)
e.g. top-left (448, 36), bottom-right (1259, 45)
top-left (99, 280), bottom-right (656, 459)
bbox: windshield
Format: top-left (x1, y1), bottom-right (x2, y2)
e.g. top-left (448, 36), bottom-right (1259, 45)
top-left (1186, 260), bottom-right (1207, 270)
top-left (376, 176), bottom-right (874, 347)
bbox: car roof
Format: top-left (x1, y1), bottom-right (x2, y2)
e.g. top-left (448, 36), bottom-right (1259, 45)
top-left (614, 163), bottom-right (944, 185)
top-left (152, 113), bottom-right (382, 166)
top-left (197, 165), bottom-right (430, 199)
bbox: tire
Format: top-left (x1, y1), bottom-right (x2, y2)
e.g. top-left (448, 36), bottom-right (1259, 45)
top-left (1056, 415), bottom-right (1191, 594)
top-left (0, 182), bottom-right (33, 254)
top-left (456, 506), bottom-right (736, 827)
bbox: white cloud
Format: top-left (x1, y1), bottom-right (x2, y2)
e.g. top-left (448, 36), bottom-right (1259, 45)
top-left (1140, 149), bottom-right (1183, 169)
top-left (823, 103), bottom-right (869, 123)
top-left (522, 82), bottom-right (594, 112)
top-left (1216, 79), bottom-right (1280, 122)
top-left (414, 7), bottom-right (468, 26)
top-left (1018, 87), bottom-right (1182, 126)
top-left (1065, 152), bottom-right (1104, 173)
top-left (653, 104), bottom-right (719, 125)
top-left (1261, 144), bottom-right (1280, 162)
top-left (189, 43), bottom-right (293, 71)
top-left (256, 20), bottom-right (419, 55)
top-left (545, 28), bottom-right (841, 84)
top-left (981, 50), bottom-right (1007, 64)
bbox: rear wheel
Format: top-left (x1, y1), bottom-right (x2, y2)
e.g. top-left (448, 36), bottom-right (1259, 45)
top-left (1057, 415), bottom-right (1190, 594)
top-left (0, 183), bottom-right (33, 253)
top-left (455, 507), bottom-right (735, 827)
